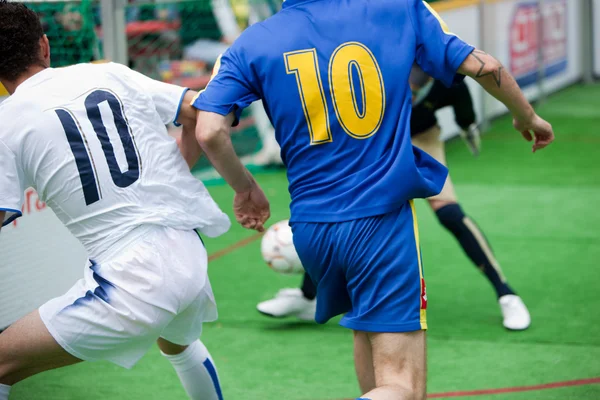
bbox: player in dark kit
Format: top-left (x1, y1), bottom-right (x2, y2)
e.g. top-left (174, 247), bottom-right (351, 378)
top-left (406, 65), bottom-right (531, 330)
top-left (257, 64), bottom-right (531, 332)
top-left (410, 63), bottom-right (481, 156)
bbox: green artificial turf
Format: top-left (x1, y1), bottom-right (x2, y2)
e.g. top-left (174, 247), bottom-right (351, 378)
top-left (10, 83), bottom-right (600, 399)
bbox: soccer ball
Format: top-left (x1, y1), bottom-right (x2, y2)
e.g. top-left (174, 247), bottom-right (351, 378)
top-left (261, 220), bottom-right (304, 274)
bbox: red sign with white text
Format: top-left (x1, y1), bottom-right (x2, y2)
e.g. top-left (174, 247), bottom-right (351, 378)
top-left (510, 0), bottom-right (567, 87)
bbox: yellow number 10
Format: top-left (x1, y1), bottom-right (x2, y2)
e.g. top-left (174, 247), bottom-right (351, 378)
top-left (284, 42), bottom-right (386, 145)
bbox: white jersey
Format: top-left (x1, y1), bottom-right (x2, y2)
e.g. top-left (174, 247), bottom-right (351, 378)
top-left (0, 63), bottom-right (230, 260)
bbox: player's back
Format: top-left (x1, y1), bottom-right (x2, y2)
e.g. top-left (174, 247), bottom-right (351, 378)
top-left (211, 0), bottom-right (472, 222)
top-left (0, 63), bottom-right (230, 259)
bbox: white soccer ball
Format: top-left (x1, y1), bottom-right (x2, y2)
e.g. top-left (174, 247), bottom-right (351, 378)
top-left (261, 220), bottom-right (304, 274)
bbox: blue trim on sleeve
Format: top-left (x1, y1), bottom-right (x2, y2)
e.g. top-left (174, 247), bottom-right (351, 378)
top-left (191, 101), bottom-right (235, 118)
top-left (191, 102), bottom-right (242, 127)
top-left (445, 44), bottom-right (475, 88)
top-left (1, 207), bottom-right (23, 227)
top-left (173, 88), bottom-right (190, 127)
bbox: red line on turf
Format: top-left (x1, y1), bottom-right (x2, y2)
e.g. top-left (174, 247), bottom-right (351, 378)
top-left (427, 377), bottom-right (600, 398)
top-left (208, 232), bottom-right (264, 262)
top-left (326, 378), bottom-right (600, 400)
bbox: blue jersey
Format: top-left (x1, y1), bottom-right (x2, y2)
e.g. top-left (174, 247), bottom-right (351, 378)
top-left (192, 0), bottom-right (474, 223)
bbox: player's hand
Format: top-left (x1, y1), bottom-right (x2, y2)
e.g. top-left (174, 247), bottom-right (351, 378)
top-left (513, 114), bottom-right (554, 153)
top-left (233, 181), bottom-right (270, 232)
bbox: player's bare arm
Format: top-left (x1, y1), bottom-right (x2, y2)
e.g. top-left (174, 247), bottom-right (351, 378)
top-left (176, 90), bottom-right (200, 127)
top-left (195, 111), bottom-right (270, 232)
top-left (178, 123), bottom-right (204, 169)
top-left (195, 111), bottom-right (251, 192)
top-left (458, 49), bottom-right (555, 152)
top-left (171, 90), bottom-right (204, 169)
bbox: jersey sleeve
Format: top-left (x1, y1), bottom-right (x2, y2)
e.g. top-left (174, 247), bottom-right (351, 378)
top-left (0, 140), bottom-right (24, 227)
top-left (408, 0), bottom-right (475, 87)
top-left (190, 47), bottom-right (260, 125)
top-left (109, 62), bottom-right (189, 126)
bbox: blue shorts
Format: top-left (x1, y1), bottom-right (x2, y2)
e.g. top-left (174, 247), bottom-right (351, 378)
top-left (291, 201), bottom-right (427, 332)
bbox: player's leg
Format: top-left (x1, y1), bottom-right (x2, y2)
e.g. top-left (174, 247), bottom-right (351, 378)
top-left (0, 309), bottom-right (82, 398)
top-left (338, 202), bottom-right (427, 399)
top-left (430, 198), bottom-right (515, 299)
top-left (431, 198), bottom-right (530, 329)
top-left (158, 229), bottom-right (223, 400)
top-left (256, 272), bottom-right (316, 320)
top-left (413, 126), bottom-right (530, 330)
top-left (157, 338), bottom-right (223, 400)
top-left (415, 126), bottom-right (513, 297)
top-left (360, 331), bottom-right (426, 400)
top-left (353, 331), bottom-right (375, 394)
top-left (448, 81), bottom-right (481, 156)
top-left (300, 272), bottom-right (317, 301)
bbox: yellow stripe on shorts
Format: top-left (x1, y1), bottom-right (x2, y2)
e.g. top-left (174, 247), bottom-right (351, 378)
top-left (410, 200), bottom-right (427, 330)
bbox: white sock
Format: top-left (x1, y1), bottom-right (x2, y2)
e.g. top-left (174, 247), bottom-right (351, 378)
top-left (0, 383), bottom-right (11, 400)
top-left (162, 340), bottom-right (223, 400)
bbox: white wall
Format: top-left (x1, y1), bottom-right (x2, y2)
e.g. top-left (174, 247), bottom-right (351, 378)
top-left (0, 189), bottom-right (87, 328)
top-left (432, 5), bottom-right (483, 141)
top-left (437, 0), bottom-right (583, 139)
top-left (594, 0), bottom-right (600, 76)
top-left (482, 0), bottom-right (582, 116)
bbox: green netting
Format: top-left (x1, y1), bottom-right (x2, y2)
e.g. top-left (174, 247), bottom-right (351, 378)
top-left (24, 0), bottom-right (102, 67)
top-left (122, 0), bottom-right (283, 167)
top-left (123, 0), bottom-right (279, 80)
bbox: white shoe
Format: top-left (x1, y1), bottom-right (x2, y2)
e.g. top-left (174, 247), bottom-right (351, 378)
top-left (499, 295), bottom-right (531, 330)
top-left (460, 123), bottom-right (481, 157)
top-left (257, 288), bottom-right (316, 321)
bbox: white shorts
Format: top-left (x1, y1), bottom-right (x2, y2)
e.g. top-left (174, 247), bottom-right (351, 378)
top-left (39, 226), bottom-right (217, 369)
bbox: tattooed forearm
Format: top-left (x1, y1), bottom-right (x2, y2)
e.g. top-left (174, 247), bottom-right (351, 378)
top-left (457, 48), bottom-right (536, 125)
top-left (470, 51), bottom-right (502, 88)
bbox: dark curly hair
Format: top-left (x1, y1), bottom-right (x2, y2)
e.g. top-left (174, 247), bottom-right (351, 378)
top-left (0, 0), bottom-right (45, 82)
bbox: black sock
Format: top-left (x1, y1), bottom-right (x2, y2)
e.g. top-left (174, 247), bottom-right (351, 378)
top-left (436, 203), bottom-right (515, 298)
top-left (300, 272), bottom-right (317, 300)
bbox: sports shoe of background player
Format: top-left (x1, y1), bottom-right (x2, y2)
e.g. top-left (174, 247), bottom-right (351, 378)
top-left (461, 122), bottom-right (481, 156)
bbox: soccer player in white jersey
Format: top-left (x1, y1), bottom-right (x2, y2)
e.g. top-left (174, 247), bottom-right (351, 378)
top-left (0, 2), bottom-right (269, 399)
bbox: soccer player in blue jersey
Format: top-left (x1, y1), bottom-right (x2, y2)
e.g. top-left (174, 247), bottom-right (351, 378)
top-left (189, 0), bottom-right (554, 398)
top-left (256, 65), bottom-right (532, 331)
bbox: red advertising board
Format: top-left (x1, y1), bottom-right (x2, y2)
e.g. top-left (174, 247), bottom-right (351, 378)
top-left (510, 0), bottom-right (567, 87)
